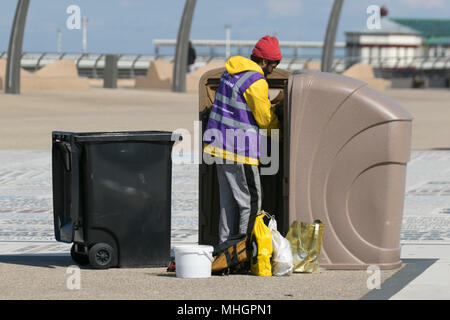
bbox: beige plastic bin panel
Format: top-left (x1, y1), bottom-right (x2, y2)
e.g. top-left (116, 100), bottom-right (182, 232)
top-left (288, 71), bottom-right (413, 270)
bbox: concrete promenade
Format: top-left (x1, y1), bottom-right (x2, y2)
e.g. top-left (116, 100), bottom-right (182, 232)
top-left (0, 87), bottom-right (449, 300)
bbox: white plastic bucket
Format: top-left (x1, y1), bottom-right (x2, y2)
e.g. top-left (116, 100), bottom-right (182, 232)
top-left (174, 245), bottom-right (214, 278)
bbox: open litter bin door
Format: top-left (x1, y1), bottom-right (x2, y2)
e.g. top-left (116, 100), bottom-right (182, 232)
top-left (52, 130), bottom-right (180, 268)
top-left (287, 71), bottom-right (413, 270)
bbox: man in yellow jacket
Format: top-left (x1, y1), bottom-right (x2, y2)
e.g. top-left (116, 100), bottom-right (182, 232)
top-left (203, 35), bottom-right (282, 243)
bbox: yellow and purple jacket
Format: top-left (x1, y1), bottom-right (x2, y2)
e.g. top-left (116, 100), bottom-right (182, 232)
top-left (203, 56), bottom-right (280, 165)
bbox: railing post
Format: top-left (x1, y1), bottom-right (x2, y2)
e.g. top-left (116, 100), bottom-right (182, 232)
top-left (172, 0), bottom-right (197, 92)
top-left (35, 52), bottom-right (47, 72)
top-left (321, 0), bottom-right (343, 73)
top-left (92, 54), bottom-right (104, 79)
top-left (130, 55), bottom-right (142, 79)
top-left (5, 0), bottom-right (30, 94)
top-left (104, 54), bottom-right (118, 89)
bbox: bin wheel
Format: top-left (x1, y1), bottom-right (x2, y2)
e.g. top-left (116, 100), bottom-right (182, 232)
top-left (89, 243), bottom-right (115, 269)
top-left (70, 244), bottom-right (89, 266)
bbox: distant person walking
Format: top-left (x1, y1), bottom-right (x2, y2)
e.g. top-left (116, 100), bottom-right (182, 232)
top-left (187, 41), bottom-right (196, 72)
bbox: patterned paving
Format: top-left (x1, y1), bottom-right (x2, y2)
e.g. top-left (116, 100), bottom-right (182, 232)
top-left (402, 150), bottom-right (450, 243)
top-left (0, 150), bottom-right (449, 254)
top-left (0, 150), bottom-right (198, 254)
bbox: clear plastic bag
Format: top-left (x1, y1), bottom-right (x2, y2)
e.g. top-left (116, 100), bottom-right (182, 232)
top-left (268, 215), bottom-right (293, 276)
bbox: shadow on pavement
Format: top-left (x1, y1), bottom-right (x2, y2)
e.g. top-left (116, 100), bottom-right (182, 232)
top-left (361, 259), bottom-right (438, 300)
top-left (0, 254), bottom-right (75, 269)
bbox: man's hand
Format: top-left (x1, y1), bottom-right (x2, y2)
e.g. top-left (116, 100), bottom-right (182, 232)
top-left (274, 102), bottom-right (284, 122)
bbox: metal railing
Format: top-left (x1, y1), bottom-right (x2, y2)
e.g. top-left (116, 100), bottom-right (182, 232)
top-left (152, 39), bottom-right (346, 61)
top-left (1, 51), bottom-right (449, 79)
top-left (154, 39), bottom-right (347, 48)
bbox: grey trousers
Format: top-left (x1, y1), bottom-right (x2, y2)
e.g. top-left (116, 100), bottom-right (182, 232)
top-left (216, 163), bottom-right (262, 244)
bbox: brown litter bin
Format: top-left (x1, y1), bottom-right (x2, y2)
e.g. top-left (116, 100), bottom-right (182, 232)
top-left (198, 68), bottom-right (413, 270)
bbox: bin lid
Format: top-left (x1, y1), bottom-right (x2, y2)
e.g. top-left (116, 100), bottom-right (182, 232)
top-left (52, 130), bottom-right (182, 143)
top-left (288, 71), bottom-right (414, 122)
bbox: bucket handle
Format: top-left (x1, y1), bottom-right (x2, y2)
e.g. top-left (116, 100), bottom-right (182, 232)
top-left (200, 250), bottom-right (214, 262)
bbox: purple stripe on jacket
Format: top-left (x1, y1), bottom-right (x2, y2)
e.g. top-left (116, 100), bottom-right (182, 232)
top-left (204, 118), bottom-right (259, 159)
top-left (204, 69), bottom-right (266, 162)
top-left (210, 103), bottom-right (258, 127)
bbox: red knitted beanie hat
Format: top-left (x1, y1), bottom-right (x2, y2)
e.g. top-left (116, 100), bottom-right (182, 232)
top-left (252, 35), bottom-right (282, 61)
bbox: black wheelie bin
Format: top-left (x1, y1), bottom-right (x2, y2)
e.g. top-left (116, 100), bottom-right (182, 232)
top-left (52, 130), bottom-right (180, 269)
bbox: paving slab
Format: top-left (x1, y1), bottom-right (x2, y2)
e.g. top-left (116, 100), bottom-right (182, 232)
top-left (0, 149), bottom-right (448, 300)
top-left (1, 150), bottom-right (448, 254)
top-left (0, 254), bottom-right (403, 300)
top-left (0, 88), bottom-right (449, 300)
top-left (390, 258), bottom-right (450, 300)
